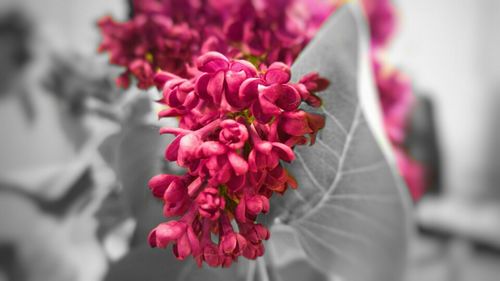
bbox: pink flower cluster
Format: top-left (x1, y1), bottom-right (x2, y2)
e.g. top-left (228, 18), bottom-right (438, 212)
top-left (362, 0), bottom-right (426, 201)
top-left (147, 52), bottom-right (328, 267)
top-left (98, 0), bottom-right (338, 89)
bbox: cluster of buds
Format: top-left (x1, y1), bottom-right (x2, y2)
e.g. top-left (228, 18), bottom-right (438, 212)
top-left (147, 52), bottom-right (328, 267)
top-left (98, 0), bottom-right (339, 89)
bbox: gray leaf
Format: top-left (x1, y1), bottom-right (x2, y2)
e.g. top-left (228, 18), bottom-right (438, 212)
top-left (272, 4), bottom-right (411, 281)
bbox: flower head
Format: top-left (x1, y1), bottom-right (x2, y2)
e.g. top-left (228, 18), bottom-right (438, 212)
top-left (99, 0), bottom-right (334, 268)
top-left (148, 52), bottom-right (328, 267)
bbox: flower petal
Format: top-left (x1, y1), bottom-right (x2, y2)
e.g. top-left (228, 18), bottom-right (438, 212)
top-left (264, 62), bottom-right (291, 84)
top-left (275, 85), bottom-right (301, 111)
top-left (148, 174), bottom-right (178, 197)
top-left (195, 73), bottom-right (213, 102)
top-left (239, 78), bottom-right (260, 104)
top-left (271, 142), bottom-right (295, 162)
top-left (207, 71), bottom-right (225, 105)
top-left (196, 51), bottom-right (229, 73)
top-left (228, 152), bottom-right (248, 176)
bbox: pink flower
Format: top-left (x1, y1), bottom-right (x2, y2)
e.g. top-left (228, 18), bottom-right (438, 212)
top-left (160, 120), bottom-right (221, 167)
top-left (248, 124), bottom-right (295, 172)
top-left (196, 220), bottom-right (223, 267)
top-left (155, 72), bottom-right (199, 113)
top-left (196, 187), bottom-right (226, 220)
top-left (219, 214), bottom-right (247, 256)
top-left (195, 52), bottom-right (258, 111)
top-left (239, 222), bottom-right (268, 259)
top-left (238, 223), bottom-right (270, 244)
top-left (148, 174), bottom-right (179, 198)
top-left (148, 220), bottom-right (187, 248)
top-left (219, 119), bottom-right (249, 150)
top-left (295, 72), bottom-right (330, 107)
top-left (239, 62), bottom-right (302, 123)
top-left (148, 207), bottom-right (201, 260)
top-left (235, 192), bottom-right (270, 223)
top-left (242, 241), bottom-right (265, 260)
top-left (148, 174), bottom-right (192, 216)
top-left (275, 110), bottom-right (325, 146)
top-left (263, 164), bottom-right (297, 194)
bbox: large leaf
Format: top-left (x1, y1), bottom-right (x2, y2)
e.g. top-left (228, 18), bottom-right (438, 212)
top-left (271, 4), bottom-right (411, 281)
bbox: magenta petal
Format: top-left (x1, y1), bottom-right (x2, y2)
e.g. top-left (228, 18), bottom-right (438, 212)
top-left (271, 142), bottom-right (295, 162)
top-left (246, 197), bottom-right (263, 215)
top-left (267, 152), bottom-right (280, 169)
top-left (205, 155), bottom-right (220, 171)
top-left (248, 150), bottom-right (258, 172)
top-left (196, 51), bottom-right (229, 73)
top-left (195, 73), bottom-right (213, 102)
top-left (164, 181), bottom-right (187, 202)
top-left (235, 198), bottom-right (247, 223)
top-left (207, 71), bottom-right (225, 105)
top-left (280, 111), bottom-right (313, 136)
top-left (248, 171), bottom-right (266, 187)
top-left (158, 108), bottom-right (183, 118)
top-left (203, 244), bottom-right (221, 267)
top-left (198, 141), bottom-right (227, 157)
top-left (258, 92), bottom-right (281, 116)
top-left (159, 127), bottom-right (192, 136)
top-left (227, 173), bottom-right (245, 192)
top-left (259, 84), bottom-right (281, 102)
top-left (165, 136), bottom-right (181, 161)
top-left (221, 233), bottom-right (237, 254)
top-left (167, 89), bottom-right (183, 107)
top-left (148, 229), bottom-right (157, 247)
top-left (215, 162), bottom-right (232, 183)
top-left (178, 134), bottom-right (203, 165)
top-left (231, 60), bottom-right (258, 77)
top-left (175, 234), bottom-right (192, 260)
top-left (154, 221), bottom-right (186, 248)
top-left (251, 100), bottom-right (273, 124)
top-left (264, 62), bottom-right (291, 84)
top-left (187, 177), bottom-right (203, 196)
top-left (228, 152), bottom-right (248, 176)
top-left (255, 224), bottom-right (270, 240)
top-left (184, 91), bottom-right (199, 109)
top-left (148, 174), bottom-right (178, 197)
top-left (275, 85), bottom-right (301, 111)
top-left (154, 71), bottom-right (177, 89)
top-left (255, 141), bottom-right (273, 154)
top-left (186, 227), bottom-right (201, 257)
top-left (239, 78), bottom-right (260, 103)
top-left (225, 70), bottom-right (247, 108)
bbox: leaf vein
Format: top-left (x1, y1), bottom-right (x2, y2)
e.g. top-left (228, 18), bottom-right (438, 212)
top-left (292, 105), bottom-right (361, 223)
top-left (321, 107), bottom-right (348, 135)
top-left (296, 152), bottom-right (327, 193)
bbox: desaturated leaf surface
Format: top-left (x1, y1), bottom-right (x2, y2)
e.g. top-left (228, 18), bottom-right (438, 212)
top-left (273, 4), bottom-right (410, 281)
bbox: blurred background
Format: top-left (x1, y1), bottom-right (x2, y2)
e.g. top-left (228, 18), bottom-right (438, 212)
top-left (1, 0), bottom-right (500, 280)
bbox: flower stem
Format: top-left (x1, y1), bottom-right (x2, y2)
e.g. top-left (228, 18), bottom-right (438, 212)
top-left (246, 260), bottom-right (256, 281)
top-left (257, 258), bottom-right (270, 281)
